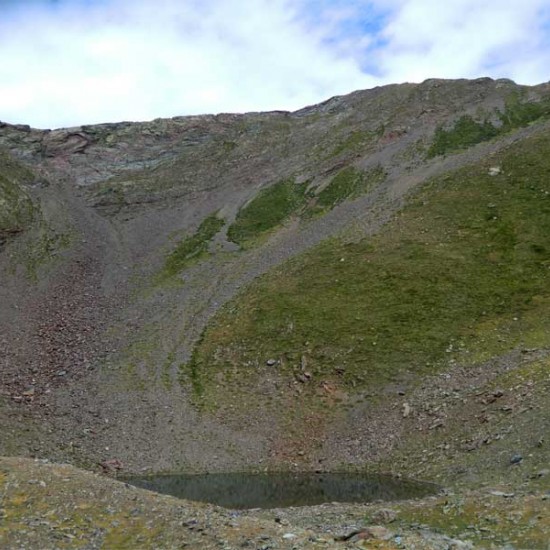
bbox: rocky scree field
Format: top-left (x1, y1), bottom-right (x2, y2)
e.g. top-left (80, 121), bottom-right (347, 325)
top-left (1, 77), bottom-right (550, 548)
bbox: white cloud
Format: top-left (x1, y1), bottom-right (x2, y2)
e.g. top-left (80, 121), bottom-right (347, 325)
top-left (375, 0), bottom-right (550, 83)
top-left (0, 0), bottom-right (548, 128)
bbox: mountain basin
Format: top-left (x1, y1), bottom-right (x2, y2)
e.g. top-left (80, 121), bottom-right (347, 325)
top-left (124, 472), bottom-right (439, 509)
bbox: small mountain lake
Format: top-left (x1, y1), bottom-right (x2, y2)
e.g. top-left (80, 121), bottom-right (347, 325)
top-left (124, 472), bottom-right (438, 509)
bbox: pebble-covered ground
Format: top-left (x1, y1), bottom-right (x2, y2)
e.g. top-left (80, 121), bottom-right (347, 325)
top-left (1, 457), bottom-right (549, 549)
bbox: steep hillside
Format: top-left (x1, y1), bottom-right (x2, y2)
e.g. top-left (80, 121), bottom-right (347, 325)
top-left (0, 149), bottom-right (37, 241)
top-left (1, 77), bottom-right (550, 547)
top-left (192, 129), bottom-right (550, 409)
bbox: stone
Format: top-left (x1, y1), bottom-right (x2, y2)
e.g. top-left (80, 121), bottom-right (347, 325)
top-left (449, 539), bottom-right (474, 549)
top-left (266, 359), bottom-right (277, 366)
top-left (357, 526), bottom-right (393, 541)
top-left (337, 526), bottom-right (393, 542)
top-left (100, 458), bottom-right (123, 472)
top-left (371, 508), bottom-right (397, 523)
top-left (510, 454), bottom-right (523, 465)
top-left (42, 130), bottom-right (92, 157)
top-left (402, 403), bottom-right (411, 418)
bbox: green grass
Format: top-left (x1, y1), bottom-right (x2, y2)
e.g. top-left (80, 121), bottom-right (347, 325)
top-left (311, 166), bottom-right (385, 213)
top-left (427, 115), bottom-right (499, 157)
top-left (161, 213), bottom-right (224, 278)
top-left (227, 178), bottom-right (308, 246)
top-left (0, 150), bottom-right (36, 236)
top-left (0, 174), bottom-right (35, 235)
top-left (19, 225), bottom-right (72, 281)
top-left (328, 129), bottom-right (376, 158)
top-left (499, 92), bottom-right (550, 132)
top-left (396, 492), bottom-right (550, 549)
top-left (428, 93), bottom-right (550, 157)
top-left (187, 131), bottom-right (550, 401)
top-left (222, 140), bottom-right (237, 153)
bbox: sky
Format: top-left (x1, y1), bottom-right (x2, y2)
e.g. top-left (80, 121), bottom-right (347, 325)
top-left (1, 0), bottom-right (549, 129)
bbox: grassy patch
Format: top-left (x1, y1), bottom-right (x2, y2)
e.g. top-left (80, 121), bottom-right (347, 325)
top-left (160, 213), bottom-right (224, 278)
top-left (179, 327), bottom-right (210, 406)
top-left (93, 183), bottom-right (126, 208)
top-left (499, 92), bottom-right (550, 132)
top-left (396, 493), bottom-right (550, 548)
top-left (427, 115), bottom-right (499, 157)
top-left (0, 150), bottom-right (37, 236)
top-left (328, 129), bottom-right (376, 158)
top-left (309, 166), bottom-right (385, 215)
top-left (227, 178), bottom-right (308, 246)
top-left (428, 94), bottom-right (550, 157)
top-left (187, 131), bottom-right (550, 402)
top-left (222, 140), bottom-right (238, 153)
top-left (20, 225), bottom-right (72, 281)
top-left (0, 174), bottom-right (35, 236)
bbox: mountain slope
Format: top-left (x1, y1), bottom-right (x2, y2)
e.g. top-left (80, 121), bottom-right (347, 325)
top-left (192, 128), bottom-right (550, 401)
top-left (0, 77), bottom-right (549, 486)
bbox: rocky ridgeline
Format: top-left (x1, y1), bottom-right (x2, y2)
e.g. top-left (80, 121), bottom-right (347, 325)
top-left (2, 78), bottom-right (545, 197)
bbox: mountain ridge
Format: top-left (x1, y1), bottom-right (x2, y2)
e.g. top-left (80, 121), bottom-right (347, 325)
top-left (1, 76), bottom-right (550, 547)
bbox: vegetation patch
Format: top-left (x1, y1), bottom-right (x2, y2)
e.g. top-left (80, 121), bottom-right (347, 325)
top-left (308, 166), bottom-right (385, 216)
top-left (328, 129), bottom-right (376, 158)
top-left (0, 150), bottom-right (37, 237)
top-left (428, 94), bottom-right (550, 157)
top-left (396, 492), bottom-right (550, 548)
top-left (160, 213), bottom-right (224, 279)
top-left (499, 92), bottom-right (550, 132)
top-left (427, 115), bottom-right (499, 157)
top-left (222, 140), bottom-right (238, 153)
top-left (93, 183), bottom-right (126, 208)
top-left (187, 131), bottom-right (550, 405)
top-left (227, 178), bottom-right (308, 246)
top-left (19, 225), bottom-right (72, 281)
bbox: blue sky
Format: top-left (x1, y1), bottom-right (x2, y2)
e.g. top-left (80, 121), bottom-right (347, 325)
top-left (1, 0), bottom-right (549, 128)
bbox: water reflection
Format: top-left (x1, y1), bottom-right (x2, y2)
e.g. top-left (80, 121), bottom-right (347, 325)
top-left (125, 472), bottom-right (437, 509)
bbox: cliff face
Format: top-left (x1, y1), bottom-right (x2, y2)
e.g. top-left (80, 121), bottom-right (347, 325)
top-left (1, 78), bottom-right (550, 489)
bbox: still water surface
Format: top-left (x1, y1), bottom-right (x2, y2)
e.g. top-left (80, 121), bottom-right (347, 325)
top-left (125, 472), bottom-right (438, 509)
